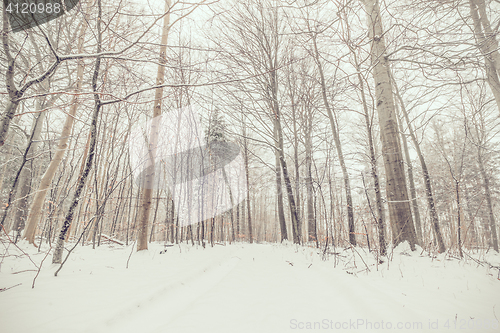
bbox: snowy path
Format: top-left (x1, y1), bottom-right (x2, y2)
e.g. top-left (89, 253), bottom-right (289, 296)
top-left (1, 242), bottom-right (499, 333)
top-left (104, 253), bottom-right (242, 332)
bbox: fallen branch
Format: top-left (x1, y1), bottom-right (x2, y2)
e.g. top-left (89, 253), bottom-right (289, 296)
top-left (100, 234), bottom-right (124, 246)
top-left (464, 251), bottom-right (500, 279)
top-left (348, 244), bottom-right (371, 273)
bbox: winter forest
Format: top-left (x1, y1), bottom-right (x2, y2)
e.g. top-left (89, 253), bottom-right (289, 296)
top-left (1, 0), bottom-right (500, 332)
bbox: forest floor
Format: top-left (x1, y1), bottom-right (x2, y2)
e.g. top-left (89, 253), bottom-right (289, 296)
top-left (0, 238), bottom-right (499, 333)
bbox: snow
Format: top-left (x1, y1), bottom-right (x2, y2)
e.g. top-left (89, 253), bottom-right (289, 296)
top-left (1, 240), bottom-right (499, 333)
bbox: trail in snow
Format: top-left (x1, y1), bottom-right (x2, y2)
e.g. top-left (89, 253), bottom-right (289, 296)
top-left (0, 241), bottom-right (499, 333)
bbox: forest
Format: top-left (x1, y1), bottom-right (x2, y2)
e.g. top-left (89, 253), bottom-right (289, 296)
top-left (1, 0), bottom-right (500, 332)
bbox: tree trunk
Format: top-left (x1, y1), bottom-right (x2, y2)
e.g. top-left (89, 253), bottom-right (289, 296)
top-left (52, 0), bottom-right (103, 264)
top-left (0, 128), bottom-right (15, 198)
top-left (0, 116), bottom-right (41, 231)
top-left (469, 0), bottom-right (500, 116)
top-left (454, 179), bottom-right (463, 258)
top-left (0, 102), bottom-right (19, 148)
top-left (473, 0), bottom-right (500, 68)
top-left (272, 95), bottom-right (300, 244)
top-left (311, 34), bottom-right (356, 246)
top-left (243, 124), bottom-right (253, 243)
top-left (395, 102), bottom-right (422, 244)
top-left (23, 19), bottom-right (88, 245)
top-left (291, 96), bottom-right (301, 239)
top-left (277, 133), bottom-right (301, 245)
top-left (274, 123), bottom-right (288, 242)
top-left (10, 108), bottom-right (46, 239)
top-left (221, 168), bottom-right (236, 243)
top-left (352, 49), bottom-right (386, 255)
top-left (0, 8), bottom-right (20, 147)
top-left (0, 4), bottom-right (61, 148)
top-left (136, 0), bottom-right (171, 251)
top-left (305, 108), bottom-right (316, 243)
top-left (392, 75), bottom-right (446, 253)
top-left (363, 0), bottom-right (417, 249)
top-left (235, 203), bottom-right (240, 241)
top-left (477, 146), bottom-right (499, 252)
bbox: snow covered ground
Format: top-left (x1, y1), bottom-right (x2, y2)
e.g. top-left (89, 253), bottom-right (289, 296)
top-left (1, 240), bottom-right (499, 333)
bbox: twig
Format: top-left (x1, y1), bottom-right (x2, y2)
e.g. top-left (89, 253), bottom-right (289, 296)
top-left (0, 283), bottom-right (21, 292)
top-left (54, 216), bottom-right (96, 277)
top-left (126, 240), bottom-right (136, 269)
top-left (32, 246), bottom-right (52, 288)
top-left (464, 251), bottom-right (500, 277)
top-left (1, 225), bottom-right (39, 269)
top-left (12, 269), bottom-right (37, 274)
top-left (349, 244), bottom-right (371, 272)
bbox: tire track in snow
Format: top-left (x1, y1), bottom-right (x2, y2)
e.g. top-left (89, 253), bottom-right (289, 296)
top-left (93, 251), bottom-right (242, 333)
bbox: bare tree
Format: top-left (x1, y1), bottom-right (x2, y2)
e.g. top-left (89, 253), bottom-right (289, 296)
top-left (53, 0), bottom-right (104, 264)
top-left (433, 119), bottom-right (468, 257)
top-left (361, 0), bottom-right (417, 249)
top-left (468, 0), bottom-right (500, 116)
top-left (211, 0), bottom-right (301, 243)
top-left (340, 13), bottom-right (386, 253)
top-left (391, 75), bottom-right (446, 253)
top-left (136, 0), bottom-right (172, 252)
top-left (23, 17), bottom-right (89, 245)
top-left (310, 29), bottom-right (356, 246)
top-left (467, 98), bottom-right (499, 252)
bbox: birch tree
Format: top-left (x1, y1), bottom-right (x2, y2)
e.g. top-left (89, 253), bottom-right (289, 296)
top-left (361, 0), bottom-right (417, 249)
top-left (23, 17), bottom-right (89, 245)
top-left (339, 8), bottom-right (387, 253)
top-left (52, 0), bottom-right (103, 264)
top-left (136, 0), bottom-right (172, 252)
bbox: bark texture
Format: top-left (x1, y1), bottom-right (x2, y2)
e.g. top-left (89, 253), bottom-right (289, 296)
top-left (469, 0), bottom-right (500, 116)
top-left (393, 77), bottom-right (446, 253)
top-left (363, 0), bottom-right (417, 249)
